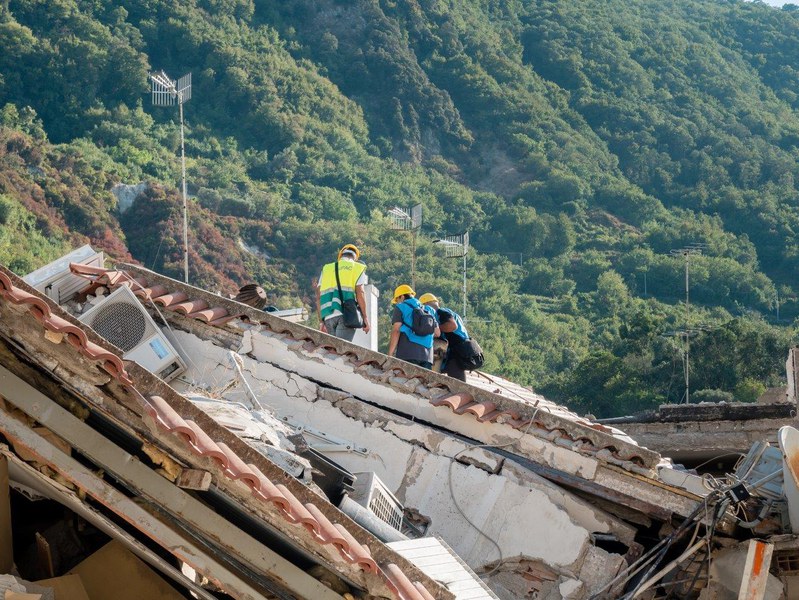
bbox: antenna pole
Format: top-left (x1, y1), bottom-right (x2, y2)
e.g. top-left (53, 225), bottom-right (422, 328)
top-left (463, 251), bottom-right (467, 320)
top-left (670, 245), bottom-right (703, 403)
top-left (149, 70), bottom-right (192, 284)
top-left (684, 252), bottom-right (690, 404)
top-left (179, 96), bottom-right (188, 284)
top-left (411, 229), bottom-right (417, 290)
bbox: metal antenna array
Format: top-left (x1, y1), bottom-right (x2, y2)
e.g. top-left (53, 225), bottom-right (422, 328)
top-left (388, 204), bottom-right (422, 289)
top-left (669, 243), bottom-right (706, 403)
top-left (149, 71), bottom-right (193, 283)
top-left (434, 232), bottom-right (469, 320)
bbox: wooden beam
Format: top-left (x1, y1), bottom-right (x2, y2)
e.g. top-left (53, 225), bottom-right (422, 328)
top-left (0, 453), bottom-right (13, 573)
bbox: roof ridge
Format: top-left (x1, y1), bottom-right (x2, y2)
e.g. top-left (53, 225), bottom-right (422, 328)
top-left (93, 262), bottom-right (661, 473)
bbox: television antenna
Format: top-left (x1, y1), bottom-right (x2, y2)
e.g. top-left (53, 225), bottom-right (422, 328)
top-left (149, 70), bottom-right (192, 283)
top-left (388, 203), bottom-right (422, 288)
top-left (434, 231), bottom-right (469, 320)
top-left (668, 243), bottom-right (706, 403)
top-left (662, 326), bottom-right (711, 404)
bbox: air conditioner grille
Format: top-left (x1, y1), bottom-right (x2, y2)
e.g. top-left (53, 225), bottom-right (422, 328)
top-left (369, 490), bottom-right (403, 531)
top-left (88, 301), bottom-right (148, 351)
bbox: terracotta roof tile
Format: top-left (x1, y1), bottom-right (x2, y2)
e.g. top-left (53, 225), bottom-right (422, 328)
top-left (190, 306), bottom-right (230, 323)
top-left (184, 420), bottom-right (228, 464)
top-left (305, 502), bottom-right (349, 545)
top-left (0, 269), bottom-right (132, 386)
top-left (143, 394), bottom-right (384, 574)
top-left (414, 582), bottom-right (437, 600)
top-left (1, 266), bottom-right (439, 600)
top-left (386, 563), bottom-right (429, 600)
top-left (172, 299), bottom-right (209, 315)
top-left (153, 290), bottom-right (189, 307)
top-left (133, 284), bottom-right (169, 301)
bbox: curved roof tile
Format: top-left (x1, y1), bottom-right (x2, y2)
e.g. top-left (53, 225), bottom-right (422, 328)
top-left (143, 394), bottom-right (387, 577)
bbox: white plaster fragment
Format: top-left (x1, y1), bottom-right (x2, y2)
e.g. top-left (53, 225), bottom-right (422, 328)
top-left (500, 461), bottom-right (637, 547)
top-left (558, 578), bottom-right (583, 599)
top-left (577, 545), bottom-right (626, 595)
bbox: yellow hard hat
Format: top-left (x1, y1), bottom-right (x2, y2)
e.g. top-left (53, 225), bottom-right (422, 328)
top-left (338, 244), bottom-right (360, 260)
top-left (392, 284), bottom-right (415, 304)
top-left (418, 293), bottom-right (439, 305)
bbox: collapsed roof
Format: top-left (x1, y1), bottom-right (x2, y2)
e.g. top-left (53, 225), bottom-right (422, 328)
top-left (1, 257), bottom-right (797, 599)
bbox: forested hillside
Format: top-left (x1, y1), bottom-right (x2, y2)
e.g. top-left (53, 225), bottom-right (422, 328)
top-left (1, 0), bottom-right (799, 417)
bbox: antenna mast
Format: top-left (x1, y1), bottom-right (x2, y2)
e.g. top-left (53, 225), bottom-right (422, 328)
top-left (150, 71), bottom-right (193, 284)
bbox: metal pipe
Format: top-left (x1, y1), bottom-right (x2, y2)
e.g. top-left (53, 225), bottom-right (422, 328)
top-left (339, 496), bottom-right (408, 543)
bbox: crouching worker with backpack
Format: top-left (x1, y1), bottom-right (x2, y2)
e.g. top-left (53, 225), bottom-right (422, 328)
top-left (419, 293), bottom-right (483, 382)
top-left (388, 285), bottom-right (439, 369)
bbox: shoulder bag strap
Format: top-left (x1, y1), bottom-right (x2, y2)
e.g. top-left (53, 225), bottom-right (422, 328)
top-left (334, 261), bottom-right (345, 306)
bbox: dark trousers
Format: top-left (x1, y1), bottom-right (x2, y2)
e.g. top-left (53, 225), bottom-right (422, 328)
top-left (405, 359), bottom-right (433, 370)
top-left (442, 353), bottom-right (466, 381)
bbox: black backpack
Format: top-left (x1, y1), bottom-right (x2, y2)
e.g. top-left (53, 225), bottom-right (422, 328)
top-left (452, 338), bottom-right (484, 370)
top-left (407, 304), bottom-right (437, 336)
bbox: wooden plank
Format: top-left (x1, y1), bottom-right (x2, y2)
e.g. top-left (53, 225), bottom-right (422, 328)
top-left (35, 532), bottom-right (55, 578)
top-left (0, 454), bottom-right (13, 573)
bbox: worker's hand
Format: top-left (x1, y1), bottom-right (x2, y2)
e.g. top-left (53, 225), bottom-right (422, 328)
top-left (319, 321), bottom-right (327, 333)
top-left (363, 321), bottom-right (370, 334)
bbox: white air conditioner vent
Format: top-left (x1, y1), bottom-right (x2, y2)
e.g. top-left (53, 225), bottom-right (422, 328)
top-left (351, 472), bottom-right (403, 531)
top-left (23, 245), bottom-right (104, 304)
top-left (79, 286), bottom-right (186, 382)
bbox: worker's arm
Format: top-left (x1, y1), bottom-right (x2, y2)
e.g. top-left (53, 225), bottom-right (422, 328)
top-left (387, 322), bottom-right (401, 356)
top-left (316, 285), bottom-right (326, 333)
top-left (355, 284), bottom-right (370, 333)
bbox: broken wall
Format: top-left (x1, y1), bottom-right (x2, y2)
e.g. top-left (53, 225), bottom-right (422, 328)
top-left (170, 328), bottom-right (631, 598)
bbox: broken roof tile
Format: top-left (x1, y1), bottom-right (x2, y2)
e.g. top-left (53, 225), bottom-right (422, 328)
top-left (143, 393), bottom-right (386, 576)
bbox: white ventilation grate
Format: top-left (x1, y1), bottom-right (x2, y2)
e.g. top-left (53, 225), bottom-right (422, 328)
top-left (369, 486), bottom-right (402, 530)
top-left (352, 472), bottom-right (403, 532)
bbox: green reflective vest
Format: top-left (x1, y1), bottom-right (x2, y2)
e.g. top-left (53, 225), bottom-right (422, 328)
top-left (319, 260), bottom-right (366, 320)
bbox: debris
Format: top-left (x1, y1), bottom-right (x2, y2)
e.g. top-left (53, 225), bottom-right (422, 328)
top-left (66, 541), bottom-right (185, 600)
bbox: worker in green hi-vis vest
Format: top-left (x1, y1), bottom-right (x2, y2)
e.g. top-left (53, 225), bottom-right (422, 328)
top-left (316, 244), bottom-right (370, 341)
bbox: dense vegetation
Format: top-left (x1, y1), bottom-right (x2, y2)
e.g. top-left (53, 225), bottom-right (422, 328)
top-left (1, 0), bottom-right (799, 417)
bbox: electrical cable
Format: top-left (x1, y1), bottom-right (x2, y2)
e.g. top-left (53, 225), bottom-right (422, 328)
top-left (588, 490), bottom-right (722, 599)
top-left (445, 405), bottom-right (548, 579)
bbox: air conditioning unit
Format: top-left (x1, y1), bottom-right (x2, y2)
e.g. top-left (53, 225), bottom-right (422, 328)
top-left (79, 286), bottom-right (186, 382)
top-left (23, 245), bottom-right (105, 304)
top-left (351, 472), bottom-right (404, 532)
